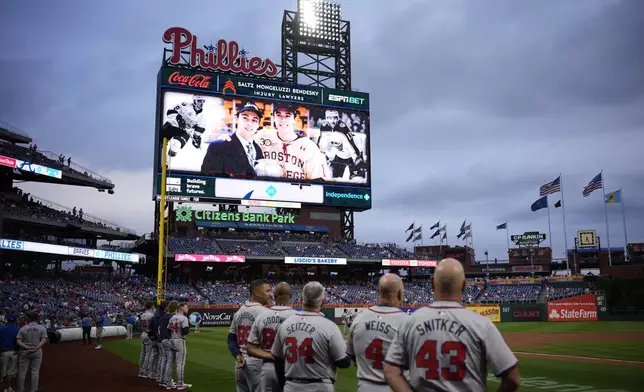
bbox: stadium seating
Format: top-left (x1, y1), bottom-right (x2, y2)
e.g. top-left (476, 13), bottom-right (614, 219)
top-left (479, 283), bottom-right (542, 303)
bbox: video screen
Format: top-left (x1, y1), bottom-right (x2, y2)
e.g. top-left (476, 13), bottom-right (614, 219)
top-left (159, 90), bottom-right (370, 186)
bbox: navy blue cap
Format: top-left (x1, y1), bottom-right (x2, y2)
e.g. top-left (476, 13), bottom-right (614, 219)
top-left (273, 102), bottom-right (298, 116)
top-left (237, 102), bottom-right (263, 119)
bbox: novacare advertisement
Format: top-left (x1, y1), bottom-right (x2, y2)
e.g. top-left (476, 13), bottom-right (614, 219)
top-left (548, 294), bottom-right (598, 322)
top-left (284, 257), bottom-right (347, 265)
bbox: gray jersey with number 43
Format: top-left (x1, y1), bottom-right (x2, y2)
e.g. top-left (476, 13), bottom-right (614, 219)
top-left (346, 305), bottom-right (408, 385)
top-left (385, 301), bottom-right (518, 392)
top-left (271, 311), bottom-right (346, 382)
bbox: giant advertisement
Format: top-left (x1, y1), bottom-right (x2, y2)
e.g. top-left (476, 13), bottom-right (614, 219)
top-left (501, 303), bottom-right (547, 322)
top-left (160, 90), bottom-right (370, 186)
top-left (547, 294), bottom-right (598, 322)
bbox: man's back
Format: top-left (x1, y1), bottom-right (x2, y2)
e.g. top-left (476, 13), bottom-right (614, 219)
top-left (385, 301), bottom-right (517, 392)
top-left (140, 311), bottom-right (154, 331)
top-left (347, 305), bottom-right (408, 385)
top-left (17, 323), bottom-right (47, 352)
top-left (229, 301), bottom-right (269, 356)
top-left (272, 311), bottom-right (346, 382)
top-left (168, 314), bottom-right (189, 339)
top-left (248, 305), bottom-right (295, 351)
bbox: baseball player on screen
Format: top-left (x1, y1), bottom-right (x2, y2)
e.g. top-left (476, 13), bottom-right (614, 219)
top-left (165, 302), bottom-right (192, 390)
top-left (228, 279), bottom-right (272, 392)
top-left (247, 282), bottom-right (296, 392)
top-left (346, 274), bottom-right (409, 392)
top-left (138, 302), bottom-right (156, 379)
top-left (317, 109), bottom-right (367, 180)
top-left (163, 95), bottom-right (206, 158)
top-left (254, 102), bottom-right (330, 181)
top-left (271, 282), bottom-right (351, 392)
top-left (383, 259), bottom-right (521, 392)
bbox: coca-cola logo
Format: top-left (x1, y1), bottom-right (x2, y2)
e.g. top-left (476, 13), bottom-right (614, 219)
top-left (168, 71), bottom-right (212, 89)
top-left (163, 27), bottom-right (279, 78)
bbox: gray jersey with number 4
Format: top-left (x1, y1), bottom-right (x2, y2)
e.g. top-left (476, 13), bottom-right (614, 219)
top-left (385, 301), bottom-right (518, 392)
top-left (346, 305), bottom-right (408, 386)
top-left (229, 301), bottom-right (269, 356)
top-left (271, 311), bottom-right (346, 382)
top-left (247, 305), bottom-right (296, 351)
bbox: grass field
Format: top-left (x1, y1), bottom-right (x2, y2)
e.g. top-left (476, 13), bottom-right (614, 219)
top-left (105, 321), bottom-right (644, 392)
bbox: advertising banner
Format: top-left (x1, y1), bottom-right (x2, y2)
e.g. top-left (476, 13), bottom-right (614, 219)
top-left (188, 308), bottom-right (236, 327)
top-left (382, 259), bottom-right (438, 267)
top-left (284, 257), bottom-right (347, 265)
top-left (548, 295), bottom-right (598, 322)
top-left (501, 304), bottom-right (547, 322)
top-left (175, 205), bottom-right (296, 224)
top-left (467, 305), bottom-right (501, 323)
top-left (14, 159), bottom-right (62, 179)
top-left (215, 178), bottom-right (325, 204)
top-left (511, 265), bottom-right (543, 273)
top-left (0, 238), bottom-right (139, 263)
top-left (0, 155), bottom-right (16, 168)
top-left (174, 254), bottom-right (245, 263)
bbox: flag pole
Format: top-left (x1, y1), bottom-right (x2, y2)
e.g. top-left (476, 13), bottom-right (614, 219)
top-left (470, 222), bottom-right (474, 257)
top-left (600, 170), bottom-right (612, 266)
top-left (421, 224), bottom-right (424, 246)
top-left (505, 224), bottom-right (510, 260)
top-left (547, 196), bottom-right (553, 250)
top-left (560, 173), bottom-right (570, 274)
top-left (621, 187), bottom-right (628, 259)
top-left (438, 219), bottom-right (442, 257)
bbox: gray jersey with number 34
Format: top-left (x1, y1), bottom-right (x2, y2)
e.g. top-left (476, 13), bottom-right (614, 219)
top-left (385, 301), bottom-right (517, 392)
top-left (271, 311), bottom-right (346, 382)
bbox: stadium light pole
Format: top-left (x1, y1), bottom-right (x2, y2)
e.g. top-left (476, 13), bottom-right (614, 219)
top-left (156, 137), bottom-right (168, 305)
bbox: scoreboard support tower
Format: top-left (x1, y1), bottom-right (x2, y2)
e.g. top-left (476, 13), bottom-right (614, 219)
top-left (281, 4), bottom-right (355, 240)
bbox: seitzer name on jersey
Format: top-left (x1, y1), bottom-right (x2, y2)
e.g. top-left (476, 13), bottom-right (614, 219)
top-left (364, 320), bottom-right (395, 336)
top-left (286, 322), bottom-right (316, 335)
top-left (415, 318), bottom-right (467, 337)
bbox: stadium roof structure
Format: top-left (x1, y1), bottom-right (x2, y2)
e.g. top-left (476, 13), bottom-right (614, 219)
top-left (0, 120), bottom-right (114, 190)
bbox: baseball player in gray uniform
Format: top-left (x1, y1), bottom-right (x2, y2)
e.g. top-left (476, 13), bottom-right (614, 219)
top-left (15, 312), bottom-right (47, 392)
top-left (271, 281), bottom-right (351, 392)
top-left (384, 259), bottom-right (521, 392)
top-left (138, 302), bottom-right (156, 378)
top-left (228, 279), bottom-right (272, 392)
top-left (165, 302), bottom-right (192, 390)
top-left (247, 282), bottom-right (296, 392)
top-left (347, 273), bottom-right (408, 392)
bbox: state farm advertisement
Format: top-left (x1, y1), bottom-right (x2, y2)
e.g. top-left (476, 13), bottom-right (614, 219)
top-left (174, 254), bottom-right (246, 263)
top-left (381, 259), bottom-right (438, 267)
top-left (548, 294), bottom-right (598, 322)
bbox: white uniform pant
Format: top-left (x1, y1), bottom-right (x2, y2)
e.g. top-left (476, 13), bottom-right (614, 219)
top-left (236, 356), bottom-right (262, 392)
top-left (284, 381), bottom-right (334, 392)
top-left (358, 379), bottom-right (392, 392)
top-left (16, 350), bottom-right (42, 392)
top-left (126, 324), bottom-right (133, 339)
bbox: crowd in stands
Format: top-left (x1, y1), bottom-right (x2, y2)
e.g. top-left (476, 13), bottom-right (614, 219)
top-left (0, 140), bottom-right (110, 183)
top-left (0, 188), bottom-right (125, 232)
top-left (167, 234), bottom-right (435, 260)
top-left (0, 270), bottom-right (592, 328)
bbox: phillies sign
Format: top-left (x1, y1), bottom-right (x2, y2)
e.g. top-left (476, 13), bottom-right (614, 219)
top-left (163, 27), bottom-right (279, 78)
top-left (174, 254), bottom-right (246, 263)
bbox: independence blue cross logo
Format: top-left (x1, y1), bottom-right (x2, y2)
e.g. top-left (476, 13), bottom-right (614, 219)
top-left (265, 185), bottom-right (277, 198)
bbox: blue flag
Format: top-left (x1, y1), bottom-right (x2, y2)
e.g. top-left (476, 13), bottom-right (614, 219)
top-left (531, 196), bottom-right (548, 212)
top-left (496, 223), bottom-right (507, 230)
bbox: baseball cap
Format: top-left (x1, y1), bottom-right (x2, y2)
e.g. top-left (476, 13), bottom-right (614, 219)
top-left (272, 102), bottom-right (298, 116)
top-left (237, 102), bottom-right (263, 119)
top-left (7, 314), bottom-right (17, 321)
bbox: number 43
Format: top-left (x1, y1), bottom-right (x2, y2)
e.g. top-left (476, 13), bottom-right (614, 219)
top-left (415, 340), bottom-right (467, 381)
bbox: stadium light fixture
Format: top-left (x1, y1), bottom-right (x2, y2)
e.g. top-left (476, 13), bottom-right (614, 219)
top-left (297, 0), bottom-right (342, 42)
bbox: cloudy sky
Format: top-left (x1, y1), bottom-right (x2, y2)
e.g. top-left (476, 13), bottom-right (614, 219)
top-left (1, 0), bottom-right (642, 260)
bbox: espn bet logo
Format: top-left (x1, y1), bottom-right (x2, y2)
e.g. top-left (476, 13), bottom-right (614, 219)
top-left (327, 94), bottom-right (365, 105)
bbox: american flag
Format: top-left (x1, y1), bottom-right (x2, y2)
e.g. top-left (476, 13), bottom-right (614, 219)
top-left (539, 176), bottom-right (561, 196)
top-left (582, 173), bottom-right (603, 197)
